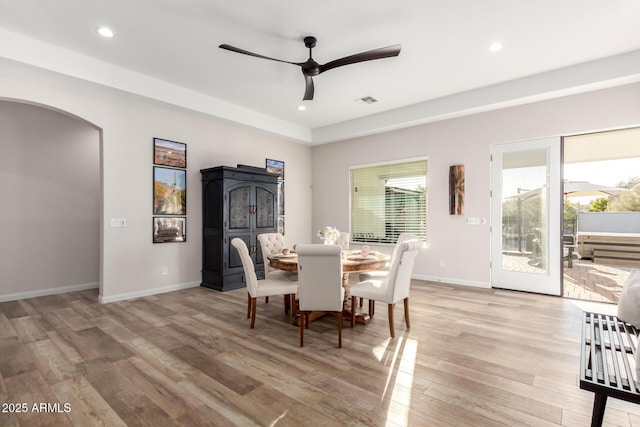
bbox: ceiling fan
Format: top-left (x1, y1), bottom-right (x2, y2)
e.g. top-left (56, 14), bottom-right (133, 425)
top-left (219, 36), bottom-right (401, 101)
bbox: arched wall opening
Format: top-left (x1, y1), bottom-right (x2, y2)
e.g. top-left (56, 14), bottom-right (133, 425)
top-left (0, 98), bottom-right (102, 301)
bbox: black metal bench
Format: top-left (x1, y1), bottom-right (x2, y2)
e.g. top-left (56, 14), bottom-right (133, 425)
top-left (580, 312), bottom-right (640, 426)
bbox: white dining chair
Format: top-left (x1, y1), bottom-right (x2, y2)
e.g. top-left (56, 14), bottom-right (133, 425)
top-left (358, 233), bottom-right (420, 282)
top-left (357, 234), bottom-right (421, 312)
top-left (296, 244), bottom-right (345, 348)
top-left (257, 233), bottom-right (298, 282)
top-left (349, 239), bottom-right (422, 338)
top-left (231, 238), bottom-right (298, 329)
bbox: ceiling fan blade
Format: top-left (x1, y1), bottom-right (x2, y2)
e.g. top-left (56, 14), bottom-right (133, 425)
top-left (303, 75), bottom-right (314, 100)
top-left (219, 44), bottom-right (303, 66)
top-left (319, 44), bottom-right (401, 74)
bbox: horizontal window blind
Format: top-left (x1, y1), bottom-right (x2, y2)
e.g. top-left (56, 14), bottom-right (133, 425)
top-left (351, 159), bottom-right (427, 244)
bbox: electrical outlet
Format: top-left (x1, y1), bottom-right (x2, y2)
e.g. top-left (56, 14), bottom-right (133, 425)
top-left (162, 266), bottom-right (169, 276)
top-left (110, 218), bottom-right (120, 228)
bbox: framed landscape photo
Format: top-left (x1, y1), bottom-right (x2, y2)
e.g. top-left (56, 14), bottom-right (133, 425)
top-left (266, 158), bottom-right (284, 180)
top-left (153, 166), bottom-right (186, 215)
top-left (153, 217), bottom-right (186, 243)
top-left (154, 137), bottom-right (187, 168)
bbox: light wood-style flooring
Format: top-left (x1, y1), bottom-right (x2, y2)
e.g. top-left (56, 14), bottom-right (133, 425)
top-left (1, 280), bottom-right (639, 426)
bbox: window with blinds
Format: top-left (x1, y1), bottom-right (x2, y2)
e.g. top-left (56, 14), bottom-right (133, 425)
top-left (350, 159), bottom-right (427, 244)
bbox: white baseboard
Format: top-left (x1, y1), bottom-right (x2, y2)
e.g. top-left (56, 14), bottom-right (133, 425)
top-left (413, 274), bottom-right (491, 289)
top-left (0, 282), bottom-right (99, 302)
top-left (98, 281), bottom-right (201, 304)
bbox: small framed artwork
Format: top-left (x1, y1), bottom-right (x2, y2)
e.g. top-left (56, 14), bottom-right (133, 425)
top-left (154, 137), bottom-right (187, 169)
top-left (153, 166), bottom-right (186, 215)
top-left (153, 217), bottom-right (186, 243)
top-left (449, 164), bottom-right (465, 215)
top-left (266, 159), bottom-right (285, 180)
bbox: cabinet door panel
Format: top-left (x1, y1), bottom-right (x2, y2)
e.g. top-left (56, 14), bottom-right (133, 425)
top-left (255, 185), bottom-right (276, 229)
top-left (227, 234), bottom-right (251, 271)
top-left (228, 185), bottom-right (251, 229)
top-left (203, 180), bottom-right (222, 228)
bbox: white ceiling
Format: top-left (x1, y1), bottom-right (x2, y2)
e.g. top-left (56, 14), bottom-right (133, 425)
top-left (1, 0), bottom-right (640, 144)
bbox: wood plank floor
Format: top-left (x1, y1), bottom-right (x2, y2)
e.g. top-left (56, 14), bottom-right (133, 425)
top-left (1, 280), bottom-right (639, 426)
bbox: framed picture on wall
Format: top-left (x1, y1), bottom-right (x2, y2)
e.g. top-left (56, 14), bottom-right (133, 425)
top-left (154, 137), bottom-right (187, 168)
top-left (153, 166), bottom-right (186, 215)
top-left (449, 164), bottom-right (465, 215)
top-left (266, 158), bottom-right (284, 180)
top-left (153, 217), bottom-right (186, 243)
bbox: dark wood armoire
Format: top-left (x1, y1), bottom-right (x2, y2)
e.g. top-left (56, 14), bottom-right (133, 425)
top-left (200, 165), bottom-right (279, 291)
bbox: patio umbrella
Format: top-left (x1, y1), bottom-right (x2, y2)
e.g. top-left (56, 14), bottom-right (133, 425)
top-left (509, 180), bottom-right (629, 201)
top-left (562, 180), bottom-right (630, 199)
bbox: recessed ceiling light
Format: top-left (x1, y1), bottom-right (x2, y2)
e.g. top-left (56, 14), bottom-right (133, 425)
top-left (298, 104), bottom-right (306, 111)
top-left (488, 42), bottom-right (503, 52)
top-left (96, 27), bottom-right (114, 38)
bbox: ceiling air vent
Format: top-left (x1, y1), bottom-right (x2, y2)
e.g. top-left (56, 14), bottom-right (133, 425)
top-left (357, 96), bottom-right (378, 104)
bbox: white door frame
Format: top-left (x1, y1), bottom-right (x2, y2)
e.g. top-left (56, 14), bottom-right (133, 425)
top-left (490, 137), bottom-right (562, 296)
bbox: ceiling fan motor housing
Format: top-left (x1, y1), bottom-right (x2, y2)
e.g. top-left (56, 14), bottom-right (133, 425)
top-left (302, 60), bottom-right (320, 76)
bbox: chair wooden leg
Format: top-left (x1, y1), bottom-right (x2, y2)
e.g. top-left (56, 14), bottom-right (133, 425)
top-left (359, 297), bottom-right (363, 308)
top-left (284, 295), bottom-right (290, 314)
top-left (247, 293), bottom-right (251, 319)
top-left (388, 303), bottom-right (395, 338)
top-left (404, 297), bottom-right (410, 330)
top-left (250, 297), bottom-right (257, 329)
top-left (265, 296), bottom-right (269, 303)
top-left (337, 312), bottom-right (343, 348)
top-left (300, 311), bottom-right (309, 347)
top-left (350, 296), bottom-right (356, 328)
top-left (291, 294), bottom-right (297, 319)
top-left (369, 300), bottom-right (375, 317)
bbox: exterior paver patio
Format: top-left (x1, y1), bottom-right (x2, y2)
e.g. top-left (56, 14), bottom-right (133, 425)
top-left (502, 253), bottom-right (631, 303)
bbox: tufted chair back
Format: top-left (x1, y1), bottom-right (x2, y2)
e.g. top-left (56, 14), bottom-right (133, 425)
top-left (257, 233), bottom-right (287, 276)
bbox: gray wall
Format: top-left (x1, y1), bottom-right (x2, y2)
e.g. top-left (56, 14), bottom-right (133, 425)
top-left (0, 57), bottom-right (313, 302)
top-left (0, 101), bottom-right (100, 298)
top-left (311, 83), bottom-right (640, 287)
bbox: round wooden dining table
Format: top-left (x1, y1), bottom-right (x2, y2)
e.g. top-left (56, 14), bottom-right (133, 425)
top-left (268, 250), bottom-right (389, 279)
top-left (268, 249), bottom-right (390, 325)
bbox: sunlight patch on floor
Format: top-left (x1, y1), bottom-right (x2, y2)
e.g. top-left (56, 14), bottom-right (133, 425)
top-left (379, 337), bottom-right (417, 427)
top-left (570, 299), bottom-right (617, 315)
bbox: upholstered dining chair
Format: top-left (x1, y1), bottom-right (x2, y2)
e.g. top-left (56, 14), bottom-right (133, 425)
top-left (358, 233), bottom-right (420, 282)
top-left (296, 244), bottom-right (345, 348)
top-left (257, 233), bottom-right (298, 281)
top-left (349, 239), bottom-right (422, 338)
top-left (357, 233), bottom-right (421, 312)
top-left (231, 238), bottom-right (298, 329)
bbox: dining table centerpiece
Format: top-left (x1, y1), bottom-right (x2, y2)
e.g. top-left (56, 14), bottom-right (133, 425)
top-left (317, 226), bottom-right (340, 245)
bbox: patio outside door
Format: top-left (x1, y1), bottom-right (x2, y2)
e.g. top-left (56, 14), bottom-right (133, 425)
top-left (490, 137), bottom-right (562, 295)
